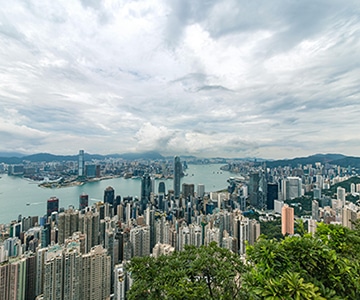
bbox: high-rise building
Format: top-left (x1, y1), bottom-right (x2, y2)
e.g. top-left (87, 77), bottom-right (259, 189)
top-left (266, 183), bottom-right (278, 210)
top-left (130, 226), bottom-right (151, 257)
top-left (249, 173), bottom-right (259, 207)
top-left (104, 186), bottom-right (115, 206)
top-left (281, 204), bottom-right (294, 235)
top-left (312, 200), bottom-right (319, 221)
top-left (114, 264), bottom-right (127, 300)
top-left (47, 197), bottom-right (59, 217)
top-left (79, 193), bottom-right (88, 210)
top-left (0, 257), bottom-right (27, 300)
top-left (42, 243), bottom-right (110, 300)
top-left (342, 207), bottom-right (357, 229)
top-left (174, 156), bottom-right (182, 199)
top-left (158, 182), bottom-right (166, 194)
top-left (282, 177), bottom-right (302, 200)
top-left (62, 243), bottom-right (81, 300)
top-left (57, 208), bottom-right (79, 245)
top-left (140, 174), bottom-right (152, 213)
top-left (78, 150), bottom-right (85, 177)
top-left (35, 247), bottom-right (47, 296)
top-left (337, 186), bottom-right (346, 206)
top-left (249, 171), bottom-right (267, 210)
top-left (43, 245), bottom-right (64, 299)
top-left (182, 183), bottom-right (195, 199)
top-left (197, 184), bottom-right (205, 198)
top-left (85, 164), bottom-right (99, 178)
top-left (313, 187), bottom-right (321, 200)
top-left (79, 211), bottom-right (100, 253)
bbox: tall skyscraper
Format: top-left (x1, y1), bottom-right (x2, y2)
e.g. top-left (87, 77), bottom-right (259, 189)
top-left (114, 264), bottom-right (127, 300)
top-left (158, 182), bottom-right (166, 194)
top-left (57, 208), bottom-right (79, 245)
top-left (104, 186), bottom-right (115, 205)
top-left (47, 197), bottom-right (59, 217)
top-left (266, 183), bottom-right (278, 210)
top-left (140, 174), bottom-right (152, 213)
top-left (158, 182), bottom-right (166, 211)
top-left (282, 177), bottom-right (302, 200)
top-left (174, 156), bottom-right (182, 199)
top-left (43, 245), bottom-right (64, 299)
top-left (79, 211), bottom-right (100, 253)
top-left (281, 204), bottom-right (294, 235)
top-left (312, 200), bottom-right (319, 222)
top-left (197, 184), bottom-right (205, 198)
top-left (130, 226), bottom-right (150, 257)
top-left (79, 193), bottom-right (89, 210)
top-left (182, 183), bottom-right (195, 199)
top-left (62, 243), bottom-right (81, 300)
top-left (25, 253), bottom-right (37, 300)
top-left (78, 150), bottom-right (85, 177)
top-left (337, 186), bottom-right (346, 206)
top-left (249, 173), bottom-right (259, 207)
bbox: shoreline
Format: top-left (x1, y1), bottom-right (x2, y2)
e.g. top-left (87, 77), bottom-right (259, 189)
top-left (38, 175), bottom-right (121, 189)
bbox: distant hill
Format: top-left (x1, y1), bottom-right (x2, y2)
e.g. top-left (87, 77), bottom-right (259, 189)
top-left (0, 151), bottom-right (165, 163)
top-left (331, 156), bottom-right (360, 168)
top-left (265, 153), bottom-right (354, 168)
top-left (23, 153), bottom-right (78, 162)
top-left (329, 176), bottom-right (360, 194)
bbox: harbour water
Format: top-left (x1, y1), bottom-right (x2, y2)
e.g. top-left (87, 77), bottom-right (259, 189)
top-left (0, 164), bottom-right (232, 224)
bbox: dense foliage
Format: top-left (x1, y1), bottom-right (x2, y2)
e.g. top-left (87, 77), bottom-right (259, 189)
top-left (127, 242), bottom-right (247, 300)
top-left (259, 218), bottom-right (282, 240)
top-left (128, 222), bottom-right (360, 299)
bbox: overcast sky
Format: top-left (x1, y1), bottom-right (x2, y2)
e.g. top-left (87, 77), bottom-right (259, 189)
top-left (1, 0), bottom-right (359, 159)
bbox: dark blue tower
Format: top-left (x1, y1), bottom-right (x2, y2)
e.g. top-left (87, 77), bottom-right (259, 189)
top-left (174, 156), bottom-right (182, 199)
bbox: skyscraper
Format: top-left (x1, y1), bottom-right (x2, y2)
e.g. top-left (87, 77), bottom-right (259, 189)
top-left (182, 183), bottom-right (195, 199)
top-left (282, 177), bottom-right (302, 200)
top-left (43, 245), bottom-right (63, 299)
top-left (158, 182), bottom-right (166, 194)
top-left (79, 193), bottom-right (88, 210)
top-left (337, 186), bottom-right (346, 206)
top-left (249, 173), bottom-right (259, 207)
top-left (47, 197), bottom-right (59, 217)
top-left (174, 156), bottom-right (182, 199)
top-left (140, 174), bottom-right (152, 213)
top-left (82, 245), bottom-right (111, 300)
top-left (281, 204), bottom-right (294, 235)
top-left (266, 183), bottom-right (278, 210)
top-left (197, 184), bottom-right (205, 198)
top-left (57, 208), bottom-right (79, 245)
top-left (79, 211), bottom-right (100, 253)
top-left (78, 150), bottom-right (85, 177)
top-left (104, 186), bottom-right (115, 206)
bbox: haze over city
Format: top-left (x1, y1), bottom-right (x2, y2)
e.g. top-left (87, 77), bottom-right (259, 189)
top-left (1, 0), bottom-right (359, 159)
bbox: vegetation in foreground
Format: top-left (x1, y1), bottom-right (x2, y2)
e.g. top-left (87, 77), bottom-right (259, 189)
top-left (128, 222), bottom-right (360, 299)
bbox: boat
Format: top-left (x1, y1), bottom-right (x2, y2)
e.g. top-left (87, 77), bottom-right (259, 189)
top-left (26, 203), bottom-right (30, 206)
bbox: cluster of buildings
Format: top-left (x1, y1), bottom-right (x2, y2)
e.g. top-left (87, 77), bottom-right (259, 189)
top-left (1, 154), bottom-right (360, 299)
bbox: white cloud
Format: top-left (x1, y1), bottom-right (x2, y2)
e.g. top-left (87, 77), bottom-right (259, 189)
top-left (0, 0), bottom-right (359, 158)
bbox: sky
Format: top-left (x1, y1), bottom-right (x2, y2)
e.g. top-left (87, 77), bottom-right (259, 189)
top-left (0, 0), bottom-right (360, 159)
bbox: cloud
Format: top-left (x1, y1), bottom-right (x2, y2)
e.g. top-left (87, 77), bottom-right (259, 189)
top-left (0, 0), bottom-right (359, 158)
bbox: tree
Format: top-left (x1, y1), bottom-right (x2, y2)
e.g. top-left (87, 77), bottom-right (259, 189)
top-left (128, 223), bottom-right (360, 299)
top-left (127, 242), bottom-right (247, 300)
top-left (245, 229), bottom-right (360, 299)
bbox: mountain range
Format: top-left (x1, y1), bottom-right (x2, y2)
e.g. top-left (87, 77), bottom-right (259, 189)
top-left (0, 152), bottom-right (359, 168)
top-left (0, 151), bottom-right (165, 164)
top-left (265, 153), bottom-right (360, 168)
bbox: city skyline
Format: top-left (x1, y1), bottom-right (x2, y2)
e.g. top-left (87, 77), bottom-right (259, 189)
top-left (1, 1), bottom-right (360, 159)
